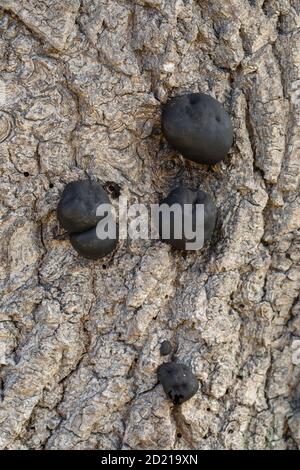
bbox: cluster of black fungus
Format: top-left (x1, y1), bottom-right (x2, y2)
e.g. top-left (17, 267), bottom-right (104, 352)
top-left (54, 91), bottom-right (234, 408)
top-left (157, 362), bottom-right (199, 405)
top-left (155, 93), bottom-right (232, 405)
top-left (56, 93), bottom-right (232, 257)
top-left (158, 186), bottom-right (217, 250)
top-left (57, 180), bottom-right (118, 259)
top-left (162, 93), bottom-right (233, 165)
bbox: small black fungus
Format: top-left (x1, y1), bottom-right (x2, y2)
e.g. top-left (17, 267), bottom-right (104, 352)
top-left (158, 186), bottom-right (217, 251)
top-left (70, 226), bottom-right (118, 260)
top-left (104, 181), bottom-right (121, 199)
top-left (57, 179), bottom-right (118, 260)
top-left (57, 180), bottom-right (110, 233)
top-left (160, 340), bottom-right (173, 356)
top-left (157, 362), bottom-right (199, 405)
top-left (162, 93), bottom-right (233, 165)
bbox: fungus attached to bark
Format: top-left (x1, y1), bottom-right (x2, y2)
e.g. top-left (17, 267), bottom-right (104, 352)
top-left (157, 186), bottom-right (217, 251)
top-left (70, 226), bottom-right (118, 260)
top-left (57, 180), bottom-right (110, 233)
top-left (160, 340), bottom-right (173, 356)
top-left (157, 362), bottom-right (199, 405)
top-left (162, 93), bottom-right (233, 165)
top-left (57, 179), bottom-right (118, 259)
top-left (104, 181), bottom-right (121, 199)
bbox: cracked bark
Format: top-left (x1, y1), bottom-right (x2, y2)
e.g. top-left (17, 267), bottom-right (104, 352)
top-left (0, 0), bottom-right (299, 450)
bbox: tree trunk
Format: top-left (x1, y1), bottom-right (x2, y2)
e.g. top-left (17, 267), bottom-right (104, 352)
top-left (0, 0), bottom-right (299, 450)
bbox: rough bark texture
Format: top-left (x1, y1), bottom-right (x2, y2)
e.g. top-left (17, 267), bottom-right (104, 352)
top-left (0, 0), bottom-right (299, 450)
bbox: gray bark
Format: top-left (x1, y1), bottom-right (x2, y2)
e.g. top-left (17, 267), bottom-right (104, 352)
top-left (0, 0), bottom-right (299, 450)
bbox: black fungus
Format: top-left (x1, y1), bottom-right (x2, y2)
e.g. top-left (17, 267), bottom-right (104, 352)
top-left (57, 180), bottom-right (110, 233)
top-left (157, 362), bottom-right (199, 405)
top-left (162, 93), bottom-right (233, 165)
top-left (57, 179), bottom-right (118, 260)
top-left (70, 226), bottom-right (118, 260)
top-left (104, 181), bottom-right (121, 199)
top-left (160, 340), bottom-right (173, 356)
top-left (158, 186), bottom-right (217, 251)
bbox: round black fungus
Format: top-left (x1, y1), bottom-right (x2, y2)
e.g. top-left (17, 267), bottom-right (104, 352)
top-left (57, 179), bottom-right (118, 260)
top-left (158, 186), bottom-right (217, 251)
top-left (57, 180), bottom-right (111, 233)
top-left (157, 362), bottom-right (199, 405)
top-left (70, 226), bottom-right (118, 260)
top-left (162, 93), bottom-right (233, 165)
top-left (160, 340), bottom-right (173, 356)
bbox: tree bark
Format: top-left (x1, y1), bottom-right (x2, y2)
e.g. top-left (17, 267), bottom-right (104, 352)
top-left (0, 0), bottom-right (299, 450)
